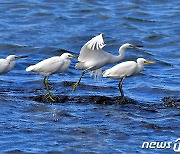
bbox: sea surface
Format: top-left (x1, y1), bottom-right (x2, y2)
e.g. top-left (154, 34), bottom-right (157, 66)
top-left (0, 0), bottom-right (179, 153)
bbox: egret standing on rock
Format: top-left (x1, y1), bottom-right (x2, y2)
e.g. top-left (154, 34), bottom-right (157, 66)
top-left (0, 55), bottom-right (27, 75)
top-left (72, 33), bottom-right (142, 92)
top-left (26, 53), bottom-right (77, 101)
top-left (103, 58), bottom-right (155, 101)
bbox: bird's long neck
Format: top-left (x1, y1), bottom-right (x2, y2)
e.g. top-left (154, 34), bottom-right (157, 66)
top-left (108, 47), bottom-right (125, 63)
top-left (135, 62), bottom-right (144, 74)
top-left (6, 59), bottom-right (16, 72)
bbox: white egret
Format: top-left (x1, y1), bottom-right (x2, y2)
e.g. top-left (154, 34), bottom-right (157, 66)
top-left (26, 53), bottom-right (77, 101)
top-left (0, 55), bottom-right (27, 74)
top-left (103, 58), bottom-right (155, 101)
top-left (72, 33), bottom-right (142, 92)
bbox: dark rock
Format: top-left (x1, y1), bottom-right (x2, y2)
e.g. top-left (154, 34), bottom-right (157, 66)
top-left (162, 97), bottom-right (180, 109)
top-left (32, 95), bottom-right (137, 105)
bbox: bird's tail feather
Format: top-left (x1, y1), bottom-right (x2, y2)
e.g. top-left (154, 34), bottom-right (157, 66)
top-left (89, 68), bottom-right (102, 82)
top-left (26, 65), bottom-right (35, 72)
top-left (94, 68), bottom-right (102, 81)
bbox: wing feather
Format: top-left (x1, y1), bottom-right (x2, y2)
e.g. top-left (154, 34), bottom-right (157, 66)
top-left (32, 56), bottom-right (64, 75)
top-left (78, 34), bottom-right (106, 62)
top-left (103, 61), bottom-right (137, 78)
top-left (0, 59), bottom-right (9, 74)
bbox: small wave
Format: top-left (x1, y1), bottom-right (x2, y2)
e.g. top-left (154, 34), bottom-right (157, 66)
top-left (124, 17), bottom-right (156, 23)
top-left (0, 43), bottom-right (29, 49)
top-left (141, 121), bottom-right (178, 130)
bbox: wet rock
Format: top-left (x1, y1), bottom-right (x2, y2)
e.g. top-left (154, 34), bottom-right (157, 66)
top-left (33, 95), bottom-right (68, 103)
top-left (87, 96), bottom-right (136, 105)
top-left (162, 97), bottom-right (180, 109)
top-left (32, 95), bottom-right (137, 105)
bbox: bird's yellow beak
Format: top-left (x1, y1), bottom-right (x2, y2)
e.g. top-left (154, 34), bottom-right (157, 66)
top-left (144, 61), bottom-right (155, 64)
top-left (70, 55), bottom-right (78, 58)
top-left (131, 45), bottom-right (137, 48)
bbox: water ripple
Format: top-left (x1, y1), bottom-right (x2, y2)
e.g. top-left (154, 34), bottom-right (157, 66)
top-left (0, 0), bottom-right (179, 153)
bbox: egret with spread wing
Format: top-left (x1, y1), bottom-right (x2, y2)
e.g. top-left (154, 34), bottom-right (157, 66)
top-left (26, 53), bottom-right (77, 101)
top-left (103, 58), bottom-right (155, 101)
top-left (73, 33), bottom-right (142, 92)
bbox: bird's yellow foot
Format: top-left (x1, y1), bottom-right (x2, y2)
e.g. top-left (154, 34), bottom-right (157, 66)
top-left (72, 82), bottom-right (79, 92)
top-left (45, 93), bottom-right (56, 102)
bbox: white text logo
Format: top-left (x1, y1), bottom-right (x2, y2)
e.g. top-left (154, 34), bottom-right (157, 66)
top-left (142, 138), bottom-right (180, 152)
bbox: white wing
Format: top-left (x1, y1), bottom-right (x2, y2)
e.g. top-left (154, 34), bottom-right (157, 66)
top-left (0, 59), bottom-right (9, 74)
top-left (32, 56), bottom-right (64, 76)
top-left (78, 33), bottom-right (107, 62)
top-left (85, 33), bottom-right (106, 50)
top-left (103, 61), bottom-right (137, 78)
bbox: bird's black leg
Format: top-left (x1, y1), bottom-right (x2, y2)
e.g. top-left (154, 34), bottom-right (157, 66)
top-left (72, 70), bottom-right (87, 92)
top-left (118, 76), bottom-right (126, 102)
top-left (43, 76), bottom-right (56, 102)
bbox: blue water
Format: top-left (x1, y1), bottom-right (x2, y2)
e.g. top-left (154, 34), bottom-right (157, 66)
top-left (0, 0), bottom-right (179, 153)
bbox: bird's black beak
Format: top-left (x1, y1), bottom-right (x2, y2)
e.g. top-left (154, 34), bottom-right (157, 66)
top-left (15, 55), bottom-right (28, 59)
top-left (131, 45), bottom-right (143, 48)
top-left (135, 45), bottom-right (143, 48)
